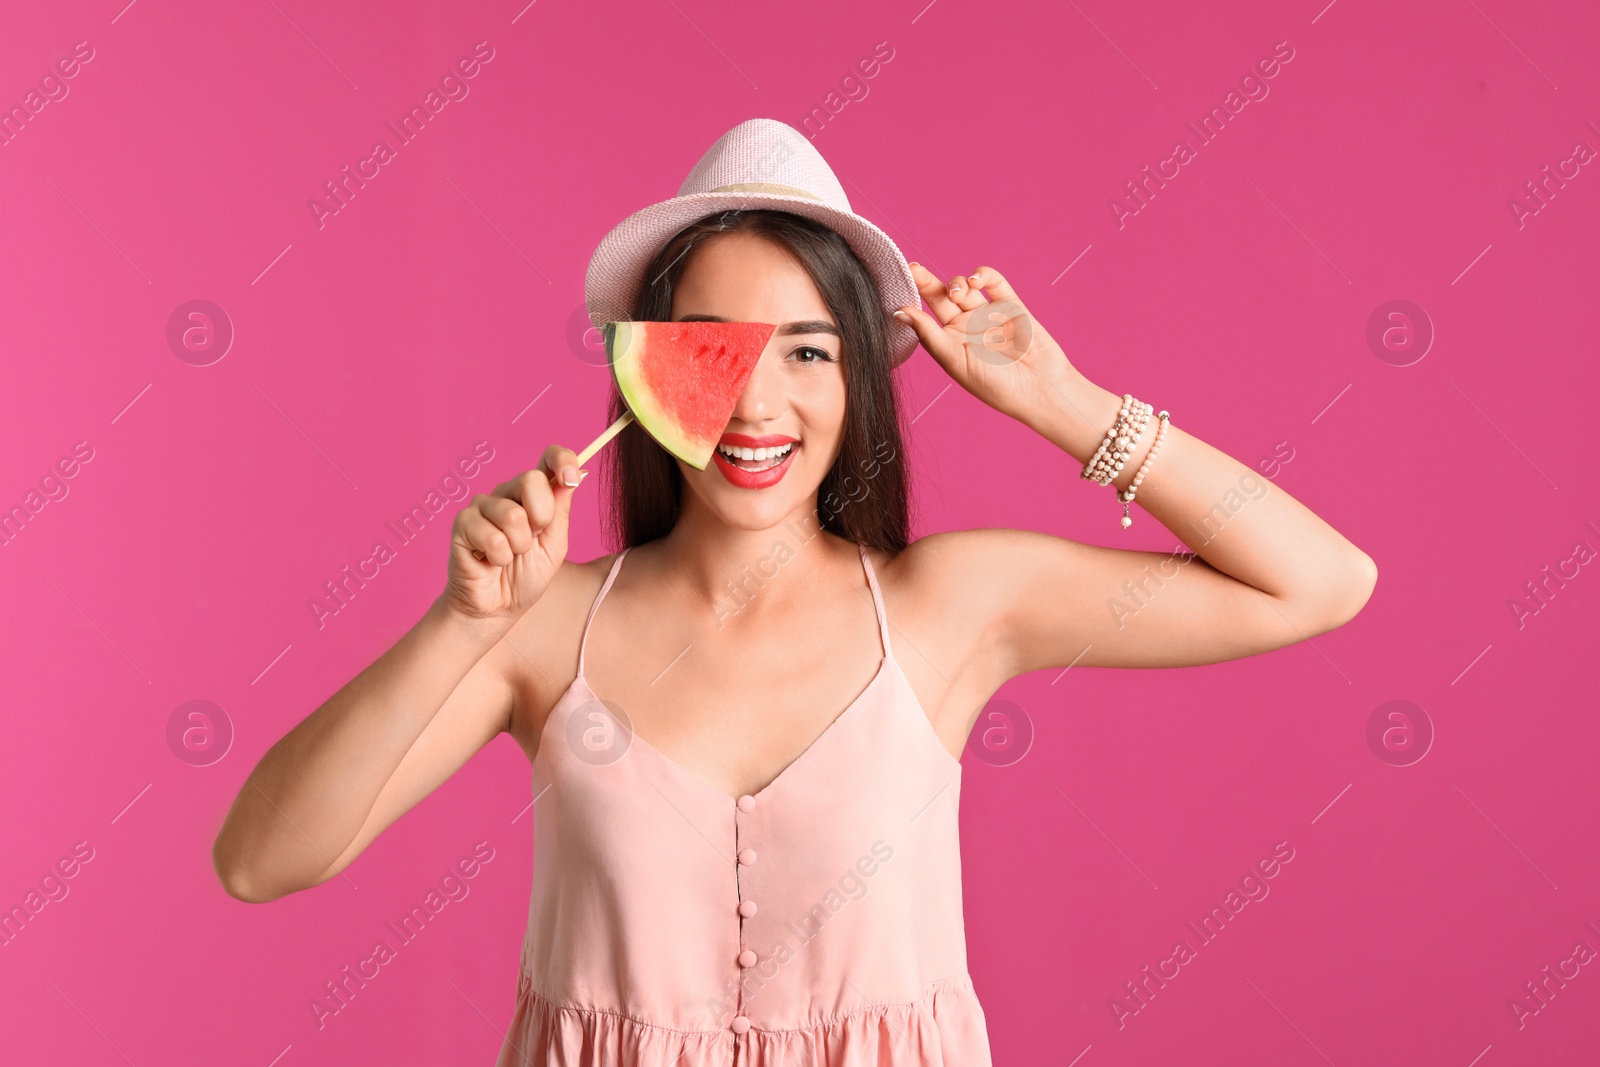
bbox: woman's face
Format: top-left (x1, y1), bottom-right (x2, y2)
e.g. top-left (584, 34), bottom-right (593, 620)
top-left (668, 231), bottom-right (848, 531)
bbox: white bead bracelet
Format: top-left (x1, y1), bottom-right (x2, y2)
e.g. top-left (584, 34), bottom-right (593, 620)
top-left (1117, 410), bottom-right (1170, 529)
top-left (1082, 396), bottom-right (1152, 486)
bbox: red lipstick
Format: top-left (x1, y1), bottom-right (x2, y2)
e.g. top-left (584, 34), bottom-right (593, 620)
top-left (713, 433), bottom-right (799, 489)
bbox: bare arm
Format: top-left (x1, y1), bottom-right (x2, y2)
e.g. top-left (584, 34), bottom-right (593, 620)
top-left (212, 447), bottom-right (586, 903)
top-left (893, 264), bottom-right (1376, 685)
top-left (211, 597), bottom-right (513, 903)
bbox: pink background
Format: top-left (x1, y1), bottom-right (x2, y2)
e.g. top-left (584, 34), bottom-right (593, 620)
top-left (3, 0), bottom-right (1598, 1063)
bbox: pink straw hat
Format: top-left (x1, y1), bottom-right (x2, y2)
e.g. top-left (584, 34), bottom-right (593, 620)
top-left (584, 117), bottom-right (922, 368)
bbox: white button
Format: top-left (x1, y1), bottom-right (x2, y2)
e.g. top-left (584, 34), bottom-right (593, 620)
top-left (738, 794), bottom-right (756, 812)
top-left (731, 1014), bottom-right (751, 1034)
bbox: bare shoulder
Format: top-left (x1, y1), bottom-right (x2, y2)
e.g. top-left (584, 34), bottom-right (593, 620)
top-left (862, 530), bottom-right (1029, 746)
top-left (871, 527), bottom-right (1035, 617)
top-left (871, 527), bottom-right (1039, 635)
top-left (878, 526), bottom-right (1020, 570)
top-left (500, 551), bottom-right (621, 763)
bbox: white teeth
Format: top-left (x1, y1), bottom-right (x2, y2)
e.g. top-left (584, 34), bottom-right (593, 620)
top-left (718, 442), bottom-right (794, 461)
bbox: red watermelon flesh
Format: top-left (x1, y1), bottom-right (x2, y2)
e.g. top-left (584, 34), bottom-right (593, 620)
top-left (603, 320), bottom-right (776, 470)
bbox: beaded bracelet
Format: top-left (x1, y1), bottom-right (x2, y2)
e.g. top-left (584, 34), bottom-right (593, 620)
top-left (1080, 394), bottom-right (1172, 527)
top-left (1116, 410), bottom-right (1169, 528)
top-left (1101, 400), bottom-right (1152, 483)
top-left (1081, 395), bottom-right (1152, 486)
top-left (1079, 393), bottom-right (1131, 481)
top-left (1087, 396), bottom-right (1141, 483)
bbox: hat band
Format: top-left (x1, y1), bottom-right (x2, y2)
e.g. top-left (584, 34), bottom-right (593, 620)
top-left (704, 181), bottom-right (823, 200)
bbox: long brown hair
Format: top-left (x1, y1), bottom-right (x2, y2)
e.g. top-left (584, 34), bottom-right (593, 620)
top-left (599, 209), bottom-right (912, 553)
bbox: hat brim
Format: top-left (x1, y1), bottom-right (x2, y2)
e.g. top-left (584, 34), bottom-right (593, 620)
top-left (585, 190), bottom-right (921, 368)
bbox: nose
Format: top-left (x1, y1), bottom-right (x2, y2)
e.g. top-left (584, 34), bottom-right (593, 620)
top-left (728, 346), bottom-right (783, 424)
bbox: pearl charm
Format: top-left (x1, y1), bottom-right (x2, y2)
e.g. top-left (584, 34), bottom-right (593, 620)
top-left (1116, 410), bottom-right (1169, 530)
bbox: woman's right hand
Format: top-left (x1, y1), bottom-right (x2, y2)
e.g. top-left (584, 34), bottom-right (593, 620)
top-left (443, 445), bottom-right (587, 622)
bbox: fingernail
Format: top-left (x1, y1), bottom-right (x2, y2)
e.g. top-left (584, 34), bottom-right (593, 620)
top-left (968, 275), bottom-right (981, 284)
top-left (561, 465), bottom-right (580, 486)
top-left (950, 280), bottom-right (964, 292)
top-left (893, 310), bottom-right (910, 321)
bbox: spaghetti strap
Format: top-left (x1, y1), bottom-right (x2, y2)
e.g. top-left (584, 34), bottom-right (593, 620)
top-left (577, 548), bottom-right (630, 676)
top-left (857, 541), bottom-right (893, 662)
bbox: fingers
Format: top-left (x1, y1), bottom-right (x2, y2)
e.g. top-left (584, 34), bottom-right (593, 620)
top-left (944, 272), bottom-right (989, 315)
top-left (908, 261), bottom-right (964, 323)
top-left (456, 478), bottom-right (545, 567)
top-left (461, 447), bottom-right (584, 567)
top-left (479, 494), bottom-right (536, 555)
top-left (891, 304), bottom-right (965, 369)
top-left (529, 450), bottom-right (577, 563)
top-left (456, 503), bottom-right (518, 567)
top-left (967, 265), bottom-right (1026, 310)
top-left (909, 262), bottom-right (1014, 326)
top-left (536, 445), bottom-right (585, 488)
top-left (894, 262), bottom-right (1038, 371)
top-left (503, 468), bottom-right (557, 525)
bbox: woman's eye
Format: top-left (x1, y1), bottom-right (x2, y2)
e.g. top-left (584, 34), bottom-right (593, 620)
top-left (791, 346), bottom-right (836, 364)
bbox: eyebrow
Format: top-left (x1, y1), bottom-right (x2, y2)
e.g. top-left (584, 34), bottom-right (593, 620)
top-left (676, 314), bottom-right (840, 338)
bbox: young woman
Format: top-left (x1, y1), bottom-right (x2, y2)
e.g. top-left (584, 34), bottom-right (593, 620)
top-left (212, 120), bottom-right (1375, 1066)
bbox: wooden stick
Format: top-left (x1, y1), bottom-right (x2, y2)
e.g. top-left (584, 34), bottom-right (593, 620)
top-left (575, 410), bottom-right (635, 467)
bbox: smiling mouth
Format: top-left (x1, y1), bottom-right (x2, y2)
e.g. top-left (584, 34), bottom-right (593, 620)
top-left (715, 441), bottom-right (796, 471)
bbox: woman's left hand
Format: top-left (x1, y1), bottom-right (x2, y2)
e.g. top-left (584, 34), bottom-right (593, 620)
top-left (894, 263), bottom-right (1079, 424)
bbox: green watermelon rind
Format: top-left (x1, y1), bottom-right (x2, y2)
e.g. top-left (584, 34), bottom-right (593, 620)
top-left (607, 321), bottom-right (716, 470)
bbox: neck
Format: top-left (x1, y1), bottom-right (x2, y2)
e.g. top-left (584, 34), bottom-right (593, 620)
top-left (648, 495), bottom-right (849, 632)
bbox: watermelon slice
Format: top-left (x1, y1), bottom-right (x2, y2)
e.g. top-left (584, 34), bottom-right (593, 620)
top-left (601, 320), bottom-right (776, 470)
